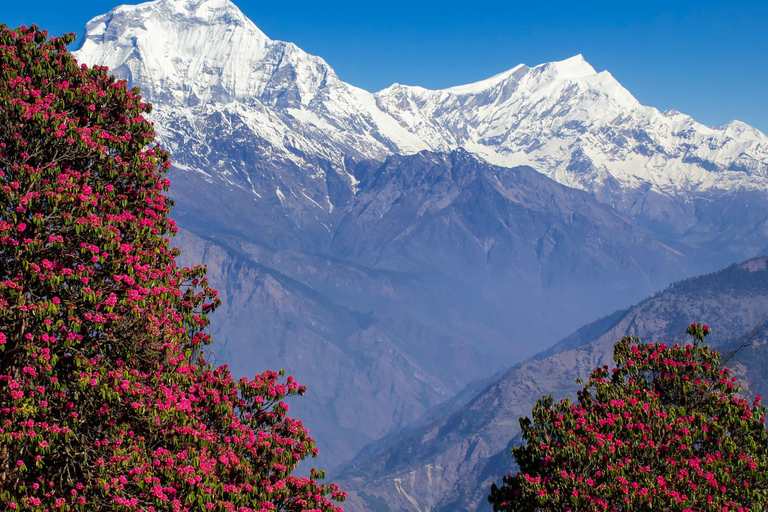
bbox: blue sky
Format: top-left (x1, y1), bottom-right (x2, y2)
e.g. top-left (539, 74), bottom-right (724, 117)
top-left (4, 0), bottom-right (767, 133)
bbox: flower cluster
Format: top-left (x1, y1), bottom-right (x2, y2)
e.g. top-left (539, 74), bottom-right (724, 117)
top-left (0, 24), bottom-right (344, 512)
top-left (489, 323), bottom-right (768, 512)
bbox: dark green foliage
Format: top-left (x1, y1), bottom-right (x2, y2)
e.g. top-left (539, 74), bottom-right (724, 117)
top-left (489, 324), bottom-right (768, 511)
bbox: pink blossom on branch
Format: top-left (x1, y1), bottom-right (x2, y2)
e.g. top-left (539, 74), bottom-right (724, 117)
top-left (0, 24), bottom-right (344, 512)
top-left (488, 326), bottom-right (768, 512)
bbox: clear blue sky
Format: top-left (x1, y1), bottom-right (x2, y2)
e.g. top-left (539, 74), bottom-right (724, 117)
top-left (4, 0), bottom-right (767, 133)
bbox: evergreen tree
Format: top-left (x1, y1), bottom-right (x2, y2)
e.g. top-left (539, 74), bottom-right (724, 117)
top-left (0, 24), bottom-right (344, 512)
top-left (489, 323), bottom-right (768, 511)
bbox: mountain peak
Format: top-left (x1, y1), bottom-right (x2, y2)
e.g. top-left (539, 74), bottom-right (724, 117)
top-left (438, 55), bottom-right (597, 95)
top-left (157, 0), bottom-right (245, 21)
top-left (108, 0), bottom-right (250, 23)
top-left (721, 120), bottom-right (768, 139)
top-left (96, 0), bottom-right (255, 27)
top-left (75, 0), bottom-right (281, 105)
top-left (541, 54), bottom-right (597, 80)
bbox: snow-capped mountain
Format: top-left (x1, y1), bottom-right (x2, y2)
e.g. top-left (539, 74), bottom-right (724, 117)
top-left (75, 0), bottom-right (768, 211)
top-left (376, 56), bottom-right (768, 200)
top-left (76, 0), bottom-right (426, 165)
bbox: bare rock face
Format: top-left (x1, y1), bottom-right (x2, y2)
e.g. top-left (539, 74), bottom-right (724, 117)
top-left (170, 149), bottom-right (690, 469)
top-left (336, 257), bottom-right (768, 512)
top-left (174, 231), bottom-right (468, 465)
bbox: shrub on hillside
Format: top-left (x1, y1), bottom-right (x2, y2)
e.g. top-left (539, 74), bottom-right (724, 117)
top-left (0, 24), bottom-right (344, 511)
top-left (489, 323), bottom-right (768, 511)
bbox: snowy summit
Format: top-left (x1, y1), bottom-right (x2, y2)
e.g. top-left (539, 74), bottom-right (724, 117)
top-left (75, 0), bottom-right (768, 220)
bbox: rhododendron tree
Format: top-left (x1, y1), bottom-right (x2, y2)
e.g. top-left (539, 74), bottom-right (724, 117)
top-left (0, 24), bottom-right (344, 512)
top-left (489, 323), bottom-right (768, 512)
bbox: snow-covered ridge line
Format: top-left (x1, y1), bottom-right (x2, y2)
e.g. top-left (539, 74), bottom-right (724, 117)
top-left (74, 0), bottom-right (768, 213)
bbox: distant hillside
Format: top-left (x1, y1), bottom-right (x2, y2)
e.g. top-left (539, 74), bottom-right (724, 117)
top-left (335, 257), bottom-right (768, 512)
top-left (171, 147), bottom-right (690, 469)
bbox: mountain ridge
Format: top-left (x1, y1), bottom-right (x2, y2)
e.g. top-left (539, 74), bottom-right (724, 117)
top-left (336, 256), bottom-right (768, 512)
top-left (169, 148), bottom-right (692, 468)
top-left (74, 0), bottom-right (768, 271)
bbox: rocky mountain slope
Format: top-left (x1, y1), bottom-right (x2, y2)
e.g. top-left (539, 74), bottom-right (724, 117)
top-left (72, 0), bottom-right (768, 470)
top-left (172, 148), bottom-right (689, 467)
top-left (335, 257), bottom-right (768, 512)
